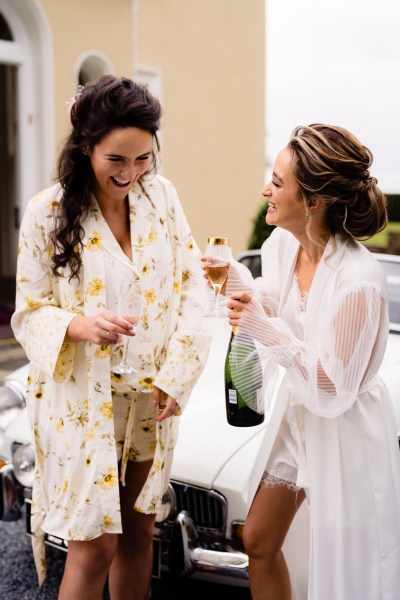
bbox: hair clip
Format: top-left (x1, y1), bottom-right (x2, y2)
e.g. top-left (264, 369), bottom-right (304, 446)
top-left (66, 84), bottom-right (85, 114)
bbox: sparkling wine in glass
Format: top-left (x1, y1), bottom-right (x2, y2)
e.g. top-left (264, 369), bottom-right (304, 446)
top-left (111, 280), bottom-right (144, 375)
top-left (205, 237), bottom-right (231, 317)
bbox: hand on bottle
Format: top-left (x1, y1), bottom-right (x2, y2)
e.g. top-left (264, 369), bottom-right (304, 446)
top-left (66, 310), bottom-right (135, 345)
top-left (152, 386), bottom-right (181, 422)
top-left (226, 292), bottom-right (253, 327)
top-left (227, 293), bottom-right (291, 350)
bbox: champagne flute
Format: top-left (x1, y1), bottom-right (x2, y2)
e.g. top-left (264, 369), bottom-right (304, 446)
top-left (111, 279), bottom-right (144, 375)
top-left (204, 237), bottom-right (231, 317)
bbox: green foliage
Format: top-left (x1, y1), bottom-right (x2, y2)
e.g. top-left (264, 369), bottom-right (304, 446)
top-left (387, 195), bottom-right (400, 222)
top-left (247, 202), bottom-right (275, 250)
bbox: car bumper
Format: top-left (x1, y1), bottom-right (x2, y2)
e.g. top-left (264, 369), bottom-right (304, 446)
top-left (163, 510), bottom-right (249, 585)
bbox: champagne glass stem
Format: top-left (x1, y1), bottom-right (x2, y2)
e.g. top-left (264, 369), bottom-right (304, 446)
top-left (121, 337), bottom-right (130, 364)
top-left (213, 283), bottom-right (222, 316)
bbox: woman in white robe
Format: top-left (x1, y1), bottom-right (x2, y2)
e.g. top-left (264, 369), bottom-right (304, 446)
top-left (224, 124), bottom-right (400, 599)
top-left (11, 76), bottom-right (210, 599)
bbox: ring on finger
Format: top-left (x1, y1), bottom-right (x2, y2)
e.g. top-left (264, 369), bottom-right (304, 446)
top-left (106, 330), bottom-right (111, 340)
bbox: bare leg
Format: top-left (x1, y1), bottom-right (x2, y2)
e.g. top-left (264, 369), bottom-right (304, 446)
top-left (243, 484), bottom-right (305, 600)
top-left (58, 533), bottom-right (117, 600)
top-left (108, 459), bottom-right (155, 600)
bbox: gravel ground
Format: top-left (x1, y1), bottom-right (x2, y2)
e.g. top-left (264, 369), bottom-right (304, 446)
top-left (0, 512), bottom-right (251, 599)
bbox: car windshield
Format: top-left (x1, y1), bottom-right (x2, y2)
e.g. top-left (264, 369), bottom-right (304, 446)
top-left (237, 250), bottom-right (400, 333)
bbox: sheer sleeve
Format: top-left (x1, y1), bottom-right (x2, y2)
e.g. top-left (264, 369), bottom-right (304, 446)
top-left (225, 261), bottom-right (279, 317)
top-left (235, 283), bottom-right (386, 417)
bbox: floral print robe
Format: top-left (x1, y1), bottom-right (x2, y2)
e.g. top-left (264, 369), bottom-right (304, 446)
top-left (11, 175), bottom-right (210, 583)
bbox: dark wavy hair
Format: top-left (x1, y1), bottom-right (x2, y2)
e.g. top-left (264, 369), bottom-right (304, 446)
top-left (51, 74), bottom-right (162, 279)
top-left (288, 124), bottom-right (387, 240)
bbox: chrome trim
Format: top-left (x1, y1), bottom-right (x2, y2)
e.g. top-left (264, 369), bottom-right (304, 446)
top-left (155, 482), bottom-right (177, 525)
top-left (1, 378), bottom-right (26, 407)
top-left (0, 463), bottom-right (23, 521)
top-left (170, 480), bottom-right (228, 536)
top-left (168, 510), bottom-right (248, 581)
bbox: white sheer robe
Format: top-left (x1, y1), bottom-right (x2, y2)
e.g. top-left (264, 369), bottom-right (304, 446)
top-left (227, 228), bottom-right (400, 600)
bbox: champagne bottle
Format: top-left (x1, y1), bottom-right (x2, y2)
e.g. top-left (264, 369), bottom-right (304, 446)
top-left (224, 329), bottom-right (264, 427)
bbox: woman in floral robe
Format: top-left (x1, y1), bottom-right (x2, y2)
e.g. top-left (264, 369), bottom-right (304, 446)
top-left (11, 75), bottom-right (210, 599)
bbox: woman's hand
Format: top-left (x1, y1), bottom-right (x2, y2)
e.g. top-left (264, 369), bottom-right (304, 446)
top-left (226, 292), bottom-right (253, 327)
top-left (152, 386), bottom-right (181, 422)
top-left (66, 310), bottom-right (135, 345)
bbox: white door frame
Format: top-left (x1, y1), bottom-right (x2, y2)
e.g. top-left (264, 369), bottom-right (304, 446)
top-left (0, 0), bottom-right (55, 218)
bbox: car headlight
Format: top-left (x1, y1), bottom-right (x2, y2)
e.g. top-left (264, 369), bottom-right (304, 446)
top-left (11, 442), bottom-right (35, 488)
top-left (155, 483), bottom-right (177, 525)
top-left (0, 385), bottom-right (25, 431)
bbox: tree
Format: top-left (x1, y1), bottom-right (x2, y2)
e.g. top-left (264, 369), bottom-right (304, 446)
top-left (247, 202), bottom-right (275, 249)
top-left (387, 195), bottom-right (400, 222)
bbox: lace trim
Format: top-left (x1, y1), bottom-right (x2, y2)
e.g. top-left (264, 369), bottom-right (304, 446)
top-left (294, 270), bottom-right (308, 312)
top-left (260, 472), bottom-right (301, 493)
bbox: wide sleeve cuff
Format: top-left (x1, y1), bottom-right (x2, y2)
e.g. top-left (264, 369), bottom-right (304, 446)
top-left (154, 330), bottom-right (211, 411)
top-left (24, 306), bottom-right (76, 382)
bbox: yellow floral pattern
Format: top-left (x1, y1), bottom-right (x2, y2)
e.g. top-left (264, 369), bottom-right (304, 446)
top-left (144, 289), bottom-right (156, 304)
top-left (11, 177), bottom-right (211, 584)
top-left (86, 231), bottom-right (102, 251)
top-left (100, 402), bottom-right (113, 419)
top-left (95, 467), bottom-right (118, 490)
top-left (87, 278), bottom-right (105, 297)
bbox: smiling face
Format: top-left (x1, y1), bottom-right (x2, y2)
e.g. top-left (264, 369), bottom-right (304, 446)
top-left (262, 147), bottom-right (308, 235)
top-left (89, 127), bottom-right (154, 206)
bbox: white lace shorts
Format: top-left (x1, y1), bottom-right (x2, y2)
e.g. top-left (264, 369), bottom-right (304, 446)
top-left (260, 406), bottom-right (302, 493)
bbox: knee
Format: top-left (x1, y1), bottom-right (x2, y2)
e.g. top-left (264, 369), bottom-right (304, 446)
top-left (131, 526), bottom-right (153, 553)
top-left (243, 520), bottom-right (262, 558)
top-left (92, 542), bottom-right (117, 571)
top-left (68, 535), bottom-right (117, 576)
top-left (121, 514), bottom-right (155, 553)
top-left (243, 521), bottom-right (280, 564)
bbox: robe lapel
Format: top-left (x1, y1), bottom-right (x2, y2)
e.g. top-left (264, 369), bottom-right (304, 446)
top-left (304, 234), bottom-right (346, 336)
top-left (83, 208), bottom-right (113, 446)
top-left (128, 182), bottom-right (155, 276)
top-left (277, 238), bottom-right (300, 315)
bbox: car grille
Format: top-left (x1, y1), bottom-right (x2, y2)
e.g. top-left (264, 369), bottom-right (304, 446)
top-left (170, 480), bottom-right (227, 536)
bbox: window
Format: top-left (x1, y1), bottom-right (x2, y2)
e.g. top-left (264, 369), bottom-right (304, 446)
top-left (0, 12), bottom-right (13, 41)
top-left (76, 52), bottom-right (114, 88)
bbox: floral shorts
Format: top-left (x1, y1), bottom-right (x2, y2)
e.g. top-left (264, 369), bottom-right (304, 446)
top-left (112, 391), bottom-right (157, 463)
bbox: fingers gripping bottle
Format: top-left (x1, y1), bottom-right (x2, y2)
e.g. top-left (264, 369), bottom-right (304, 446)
top-left (224, 328), bottom-right (264, 427)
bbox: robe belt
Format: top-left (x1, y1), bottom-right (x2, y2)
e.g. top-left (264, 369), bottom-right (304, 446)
top-left (119, 391), bottom-right (144, 487)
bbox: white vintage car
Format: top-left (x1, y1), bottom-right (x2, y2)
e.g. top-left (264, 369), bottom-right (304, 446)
top-left (1, 251), bottom-right (399, 599)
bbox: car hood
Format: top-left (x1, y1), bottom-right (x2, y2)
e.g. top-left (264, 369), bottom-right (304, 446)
top-left (171, 322), bottom-right (266, 488)
top-left (172, 328), bottom-right (400, 488)
top-left (380, 332), bottom-right (400, 435)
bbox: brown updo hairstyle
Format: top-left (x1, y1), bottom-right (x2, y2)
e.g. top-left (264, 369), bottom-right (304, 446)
top-left (287, 124), bottom-right (387, 240)
top-left (51, 74), bottom-right (162, 279)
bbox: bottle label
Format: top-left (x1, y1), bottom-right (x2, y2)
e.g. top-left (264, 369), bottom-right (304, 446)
top-left (228, 389), bottom-right (238, 405)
